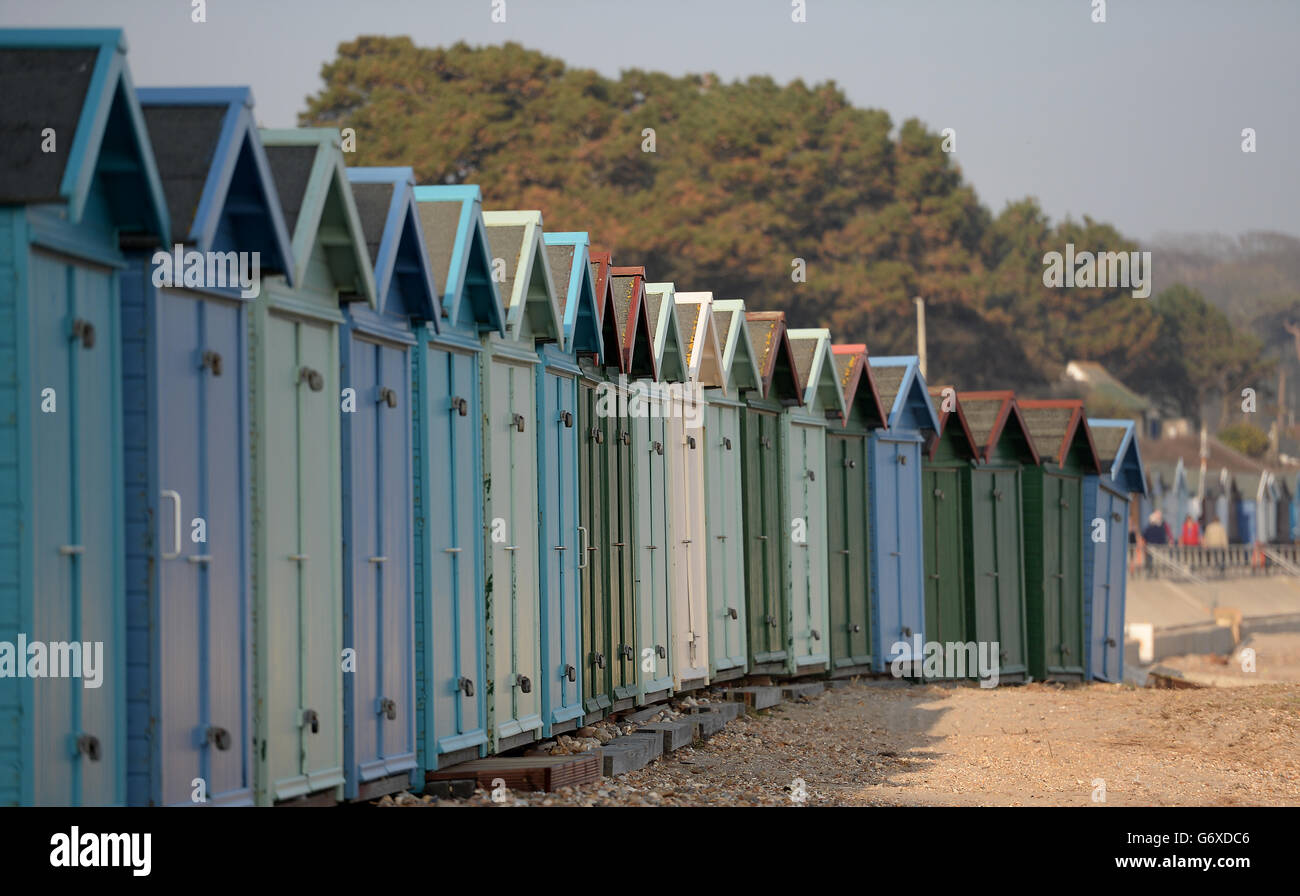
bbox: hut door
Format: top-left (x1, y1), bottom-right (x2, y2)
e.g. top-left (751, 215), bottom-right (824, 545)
top-left (634, 411), bottom-right (672, 691)
top-left (422, 348), bottom-right (484, 751)
top-left (923, 468), bottom-right (965, 646)
top-left (156, 292), bottom-right (248, 804)
top-left (610, 411), bottom-right (636, 701)
top-left (992, 471), bottom-right (1026, 674)
top-left (295, 319), bottom-right (341, 782)
top-left (705, 405), bottom-right (747, 671)
top-left (578, 380), bottom-right (611, 713)
top-left (742, 409), bottom-right (785, 661)
top-left (346, 339), bottom-right (414, 781)
top-left (539, 370), bottom-right (581, 725)
top-left (31, 255), bottom-right (120, 805)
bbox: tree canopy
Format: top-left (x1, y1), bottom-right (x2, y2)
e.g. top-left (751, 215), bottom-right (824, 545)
top-left (301, 37), bottom-right (1263, 404)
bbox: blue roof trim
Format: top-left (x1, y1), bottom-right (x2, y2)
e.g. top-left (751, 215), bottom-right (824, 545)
top-left (137, 86), bottom-right (294, 285)
top-left (870, 355), bottom-right (940, 433)
top-left (1, 28), bottom-right (170, 243)
top-left (412, 184), bottom-right (504, 336)
top-left (348, 167), bottom-right (440, 327)
top-left (543, 231), bottom-right (603, 363)
top-left (1089, 418), bottom-right (1148, 496)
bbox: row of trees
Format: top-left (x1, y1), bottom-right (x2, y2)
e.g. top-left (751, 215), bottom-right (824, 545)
top-left (301, 37), bottom-right (1268, 411)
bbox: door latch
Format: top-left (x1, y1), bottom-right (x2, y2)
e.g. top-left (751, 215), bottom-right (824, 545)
top-left (723, 437), bottom-right (732, 450)
top-left (515, 674), bottom-right (532, 694)
top-left (811, 629), bottom-right (821, 641)
top-left (512, 413), bottom-right (526, 433)
top-left (298, 367), bottom-right (324, 391)
top-left (849, 623), bottom-right (861, 634)
top-left (728, 607), bottom-right (738, 620)
top-left (687, 435), bottom-right (696, 449)
top-left (302, 709), bottom-right (320, 734)
top-left (652, 441), bottom-right (663, 455)
top-left (452, 396), bottom-right (468, 416)
top-left (560, 410), bottom-right (573, 428)
top-left (591, 426), bottom-right (604, 444)
top-left (655, 645), bottom-right (666, 659)
top-left (619, 430), bottom-right (631, 446)
top-left (377, 697), bottom-right (398, 721)
top-left (378, 386), bottom-right (397, 408)
top-left (206, 726), bottom-right (232, 751)
top-left (75, 734), bottom-right (101, 762)
top-left (70, 318), bottom-right (95, 349)
top-left (593, 652), bottom-right (606, 669)
top-left (200, 350), bottom-right (223, 376)
top-left (459, 677), bottom-right (475, 697)
top-left (564, 664), bottom-right (576, 682)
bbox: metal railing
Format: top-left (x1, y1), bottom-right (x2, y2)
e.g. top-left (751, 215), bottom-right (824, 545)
top-left (1128, 543), bottom-right (1300, 580)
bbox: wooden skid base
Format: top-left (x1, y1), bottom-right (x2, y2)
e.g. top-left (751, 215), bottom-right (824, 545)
top-left (355, 772), bottom-right (411, 802)
top-left (686, 701), bottom-right (742, 723)
top-left (275, 788), bottom-right (338, 807)
top-left (781, 682), bottom-right (825, 700)
top-left (711, 666), bottom-right (745, 683)
top-left (725, 686), bottom-right (783, 710)
top-left (637, 718), bottom-right (696, 752)
top-left (426, 754), bottom-right (601, 792)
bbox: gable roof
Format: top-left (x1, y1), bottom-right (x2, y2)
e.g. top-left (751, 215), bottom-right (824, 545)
top-left (0, 29), bottom-right (169, 241)
top-left (869, 355), bottom-right (940, 433)
top-left (745, 311), bottom-right (803, 404)
top-left (542, 231), bottom-right (601, 361)
top-left (787, 329), bottom-right (848, 419)
top-left (1018, 399), bottom-right (1102, 473)
top-left (260, 127), bottom-right (377, 306)
top-left (673, 292), bottom-right (725, 388)
top-left (1088, 418), bottom-right (1148, 495)
top-left (830, 345), bottom-right (888, 431)
top-left (955, 390), bottom-right (1040, 465)
top-left (482, 209), bottom-right (563, 349)
top-left (345, 166), bottom-right (439, 325)
top-left (137, 86), bottom-right (291, 281)
top-left (710, 300), bottom-right (762, 395)
top-left (643, 282), bottom-right (688, 384)
top-left (411, 184), bottom-right (504, 335)
top-left (926, 385), bottom-right (979, 461)
top-left (607, 262), bottom-right (658, 379)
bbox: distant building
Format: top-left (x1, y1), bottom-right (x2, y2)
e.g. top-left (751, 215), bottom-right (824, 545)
top-left (1062, 360), bottom-right (1159, 438)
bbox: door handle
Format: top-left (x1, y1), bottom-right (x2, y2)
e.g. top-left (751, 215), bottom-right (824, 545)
top-left (755, 535), bottom-right (769, 541)
top-left (652, 441), bottom-right (663, 455)
top-left (451, 396), bottom-right (468, 416)
top-left (838, 549), bottom-right (850, 555)
top-left (564, 664), bottom-right (576, 682)
top-left (687, 435), bottom-right (696, 449)
top-left (58, 544), bottom-right (85, 556)
top-left (1105, 637), bottom-right (1118, 648)
top-left (377, 386), bottom-right (397, 408)
top-left (811, 629), bottom-right (821, 641)
top-left (160, 489), bottom-right (182, 559)
top-left (901, 627), bottom-right (913, 637)
top-left (512, 413), bottom-right (526, 433)
top-left (444, 547), bottom-right (463, 553)
top-left (766, 615), bottom-right (777, 627)
top-left (369, 555), bottom-right (388, 563)
top-left (503, 545), bottom-right (519, 552)
top-left (593, 652), bottom-right (605, 669)
top-left (459, 677), bottom-right (475, 697)
top-left (656, 645), bottom-right (666, 658)
top-left (377, 697), bottom-right (397, 721)
top-left (188, 555), bottom-right (213, 564)
top-left (728, 607), bottom-right (738, 620)
top-left (302, 709), bottom-right (320, 734)
top-left (849, 623), bottom-right (861, 634)
top-left (723, 437), bottom-right (732, 450)
top-left (288, 554), bottom-right (309, 562)
top-left (716, 535), bottom-right (727, 541)
top-left (560, 410), bottom-right (573, 428)
top-left (577, 526), bottom-right (588, 569)
top-left (515, 674), bottom-right (532, 694)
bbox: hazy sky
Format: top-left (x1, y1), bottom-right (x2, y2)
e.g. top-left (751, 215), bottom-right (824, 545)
top-left (5, 0), bottom-right (1296, 240)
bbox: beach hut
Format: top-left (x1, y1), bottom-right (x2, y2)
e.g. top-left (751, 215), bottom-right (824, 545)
top-left (664, 292), bottom-right (724, 691)
top-left (253, 128), bottom-right (375, 804)
top-left (740, 313), bottom-right (804, 673)
top-left (480, 210), bottom-right (564, 751)
top-left (634, 279), bottom-right (687, 703)
top-left (0, 28), bottom-right (169, 806)
top-left (825, 346), bottom-right (888, 677)
top-left (410, 185), bottom-right (504, 775)
top-left (1017, 400), bottom-right (1101, 682)
top-left (577, 252), bottom-right (655, 716)
top-left (867, 357), bottom-right (940, 675)
top-left (954, 391), bottom-right (1039, 683)
top-left (1236, 473), bottom-right (1260, 545)
top-left (782, 329), bottom-right (846, 676)
top-left (121, 86), bottom-right (291, 806)
top-left (1083, 419), bottom-right (1146, 682)
top-left (338, 167), bottom-right (437, 799)
top-left (922, 387), bottom-right (980, 650)
top-left (537, 231), bottom-right (602, 735)
top-left (703, 301), bottom-right (763, 681)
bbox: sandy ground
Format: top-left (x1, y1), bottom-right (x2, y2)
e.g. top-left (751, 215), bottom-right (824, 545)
top-left (381, 634), bottom-right (1300, 807)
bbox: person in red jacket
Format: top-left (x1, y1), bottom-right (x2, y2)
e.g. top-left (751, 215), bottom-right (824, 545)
top-left (1180, 514), bottom-right (1201, 546)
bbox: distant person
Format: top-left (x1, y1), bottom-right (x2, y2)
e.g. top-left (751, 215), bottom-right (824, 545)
top-left (1180, 514), bottom-right (1201, 546)
top-left (1142, 510), bottom-right (1168, 545)
top-left (1203, 516), bottom-right (1228, 548)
